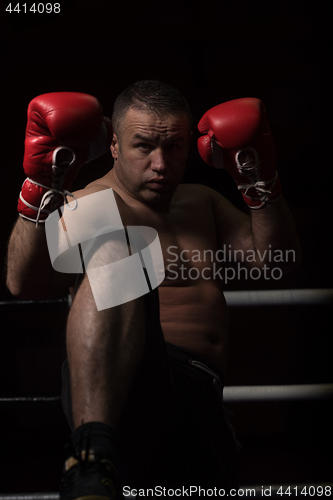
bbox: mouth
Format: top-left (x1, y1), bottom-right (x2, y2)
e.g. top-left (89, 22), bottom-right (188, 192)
top-left (148, 177), bottom-right (169, 183)
top-left (146, 178), bottom-right (170, 189)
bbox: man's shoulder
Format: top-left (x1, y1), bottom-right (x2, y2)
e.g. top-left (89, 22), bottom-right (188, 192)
top-left (175, 183), bottom-right (222, 203)
top-left (84, 175), bottom-right (114, 193)
top-left (71, 178), bottom-right (113, 201)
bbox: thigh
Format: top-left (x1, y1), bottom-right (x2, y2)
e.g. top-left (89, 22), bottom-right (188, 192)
top-left (160, 352), bottom-right (239, 490)
top-left (120, 339), bottom-right (240, 491)
top-left (60, 286), bottom-right (168, 434)
top-left (116, 288), bottom-right (172, 483)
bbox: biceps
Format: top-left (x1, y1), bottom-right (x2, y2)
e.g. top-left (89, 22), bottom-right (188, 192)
top-left (214, 196), bottom-right (254, 255)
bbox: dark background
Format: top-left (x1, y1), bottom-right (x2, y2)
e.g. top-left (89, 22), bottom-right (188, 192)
top-left (0, 0), bottom-right (332, 494)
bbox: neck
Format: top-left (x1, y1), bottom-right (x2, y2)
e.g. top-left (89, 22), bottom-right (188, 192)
top-left (108, 168), bottom-right (173, 213)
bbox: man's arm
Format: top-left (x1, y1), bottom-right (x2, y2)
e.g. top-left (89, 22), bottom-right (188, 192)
top-left (6, 182), bottom-right (113, 299)
top-left (248, 197), bottom-right (301, 272)
top-left (6, 217), bottom-right (75, 299)
top-left (198, 97), bottom-right (301, 274)
top-left (212, 190), bottom-right (301, 274)
top-left (6, 92), bottom-right (112, 299)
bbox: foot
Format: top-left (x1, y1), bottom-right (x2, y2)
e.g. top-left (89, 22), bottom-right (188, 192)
top-left (60, 448), bottom-right (119, 500)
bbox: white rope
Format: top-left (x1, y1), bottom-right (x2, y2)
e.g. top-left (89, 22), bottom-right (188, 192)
top-left (1, 385), bottom-right (332, 406)
top-left (0, 495), bottom-right (59, 500)
top-left (1, 289), bottom-right (332, 311)
top-left (224, 383), bottom-right (333, 402)
top-left (224, 288), bottom-right (333, 307)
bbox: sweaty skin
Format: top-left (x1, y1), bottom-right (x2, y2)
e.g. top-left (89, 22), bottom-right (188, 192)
top-left (87, 178), bottom-right (231, 373)
top-left (69, 109), bottom-right (241, 373)
top-left (2, 88), bottom-right (306, 500)
top-left (65, 107), bottom-right (299, 375)
top-left (6, 106), bottom-right (301, 428)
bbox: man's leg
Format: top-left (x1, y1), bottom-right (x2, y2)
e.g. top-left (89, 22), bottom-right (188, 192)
top-left (60, 272), bottom-right (149, 499)
top-left (66, 274), bottom-right (146, 430)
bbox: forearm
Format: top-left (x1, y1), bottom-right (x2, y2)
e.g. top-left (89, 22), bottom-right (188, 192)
top-left (6, 217), bottom-right (58, 299)
top-left (7, 92), bottom-right (112, 300)
top-left (249, 197), bottom-right (301, 272)
top-left (198, 96), bottom-right (301, 275)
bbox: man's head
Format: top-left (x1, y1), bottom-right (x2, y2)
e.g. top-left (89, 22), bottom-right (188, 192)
top-left (111, 81), bottom-right (193, 206)
top-left (112, 80), bottom-right (193, 138)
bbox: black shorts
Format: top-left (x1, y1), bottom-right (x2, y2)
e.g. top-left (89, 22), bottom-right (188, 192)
top-left (61, 288), bottom-right (239, 491)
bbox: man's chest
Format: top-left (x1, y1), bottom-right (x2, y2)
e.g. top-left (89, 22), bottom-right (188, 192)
top-left (115, 191), bottom-right (219, 280)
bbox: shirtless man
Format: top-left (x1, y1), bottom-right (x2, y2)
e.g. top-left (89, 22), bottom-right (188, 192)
top-left (6, 81), bottom-right (301, 499)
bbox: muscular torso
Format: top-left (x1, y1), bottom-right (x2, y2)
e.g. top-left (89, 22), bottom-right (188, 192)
top-left (85, 175), bottom-right (231, 373)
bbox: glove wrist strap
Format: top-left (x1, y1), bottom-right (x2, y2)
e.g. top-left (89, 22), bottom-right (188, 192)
top-left (18, 146), bottom-right (78, 226)
top-left (18, 177), bottom-right (77, 226)
top-left (235, 148), bottom-right (282, 209)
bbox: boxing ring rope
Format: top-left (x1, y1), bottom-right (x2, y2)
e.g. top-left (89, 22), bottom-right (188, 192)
top-left (1, 288), bottom-right (332, 311)
top-left (0, 395), bottom-right (62, 408)
top-left (223, 383), bottom-right (333, 402)
top-left (0, 296), bottom-right (69, 312)
top-left (1, 288), bottom-right (332, 407)
top-left (224, 288), bottom-right (333, 307)
top-left (0, 496), bottom-right (59, 500)
top-left (1, 383), bottom-right (332, 408)
top-left (1, 288), bottom-right (332, 497)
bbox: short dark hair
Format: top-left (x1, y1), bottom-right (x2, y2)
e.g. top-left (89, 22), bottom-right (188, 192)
top-left (112, 80), bottom-right (193, 135)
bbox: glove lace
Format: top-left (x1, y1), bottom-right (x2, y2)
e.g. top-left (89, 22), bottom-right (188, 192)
top-left (36, 184), bottom-right (77, 226)
top-left (21, 146), bottom-right (78, 226)
top-left (235, 148), bottom-right (278, 206)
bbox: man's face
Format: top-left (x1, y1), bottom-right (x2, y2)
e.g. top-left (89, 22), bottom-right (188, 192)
top-left (111, 108), bottom-right (192, 205)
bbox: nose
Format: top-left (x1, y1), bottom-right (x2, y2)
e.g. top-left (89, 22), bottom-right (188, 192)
top-left (151, 148), bottom-right (167, 173)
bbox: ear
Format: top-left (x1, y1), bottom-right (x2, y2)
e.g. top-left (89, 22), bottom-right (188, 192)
top-left (110, 133), bottom-right (119, 160)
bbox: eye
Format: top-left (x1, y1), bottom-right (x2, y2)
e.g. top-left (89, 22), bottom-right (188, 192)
top-left (137, 143), bottom-right (153, 151)
top-left (166, 142), bottom-right (180, 151)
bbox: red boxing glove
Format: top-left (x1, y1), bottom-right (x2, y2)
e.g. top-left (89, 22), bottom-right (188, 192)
top-left (197, 98), bottom-right (282, 209)
top-left (17, 92), bottom-right (113, 224)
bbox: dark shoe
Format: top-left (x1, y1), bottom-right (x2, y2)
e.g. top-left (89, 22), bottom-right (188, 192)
top-left (60, 448), bottom-right (118, 500)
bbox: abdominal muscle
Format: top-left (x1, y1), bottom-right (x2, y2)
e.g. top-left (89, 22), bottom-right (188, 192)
top-left (158, 279), bottom-right (230, 374)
